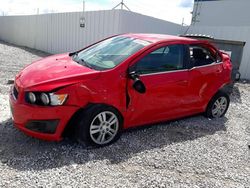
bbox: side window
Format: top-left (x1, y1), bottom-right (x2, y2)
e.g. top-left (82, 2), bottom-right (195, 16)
top-left (189, 45), bottom-right (216, 67)
top-left (134, 44), bottom-right (184, 74)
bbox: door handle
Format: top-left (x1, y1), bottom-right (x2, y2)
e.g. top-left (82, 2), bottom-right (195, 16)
top-left (176, 80), bottom-right (188, 86)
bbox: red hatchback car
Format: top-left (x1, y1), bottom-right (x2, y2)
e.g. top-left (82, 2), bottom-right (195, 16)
top-left (9, 34), bottom-right (232, 146)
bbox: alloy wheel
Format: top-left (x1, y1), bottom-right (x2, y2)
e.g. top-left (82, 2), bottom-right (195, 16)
top-left (211, 96), bottom-right (228, 118)
top-left (89, 111), bottom-right (119, 145)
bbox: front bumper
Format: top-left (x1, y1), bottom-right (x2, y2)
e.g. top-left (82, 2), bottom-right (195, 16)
top-left (9, 89), bottom-right (79, 141)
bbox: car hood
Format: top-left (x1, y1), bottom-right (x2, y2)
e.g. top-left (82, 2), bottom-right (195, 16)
top-left (16, 53), bottom-right (100, 91)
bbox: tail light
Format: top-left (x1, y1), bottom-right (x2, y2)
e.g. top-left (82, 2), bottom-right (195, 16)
top-left (223, 59), bottom-right (232, 70)
top-left (221, 52), bottom-right (232, 70)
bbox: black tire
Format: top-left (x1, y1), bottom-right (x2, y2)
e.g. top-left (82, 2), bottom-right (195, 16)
top-left (205, 91), bottom-right (230, 118)
top-left (74, 104), bottom-right (123, 147)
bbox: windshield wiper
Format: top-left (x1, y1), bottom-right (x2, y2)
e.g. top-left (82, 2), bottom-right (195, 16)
top-left (69, 51), bottom-right (78, 56)
top-left (70, 52), bottom-right (79, 62)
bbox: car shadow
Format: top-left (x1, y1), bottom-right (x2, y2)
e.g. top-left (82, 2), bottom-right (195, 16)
top-left (0, 115), bottom-right (227, 171)
top-left (230, 79), bottom-right (250, 104)
top-left (230, 82), bottom-right (242, 104)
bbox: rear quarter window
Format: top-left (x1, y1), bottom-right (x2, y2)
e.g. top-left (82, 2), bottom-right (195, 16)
top-left (189, 44), bottom-right (217, 67)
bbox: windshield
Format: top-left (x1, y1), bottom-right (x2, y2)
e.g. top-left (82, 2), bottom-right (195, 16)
top-left (72, 36), bottom-right (151, 70)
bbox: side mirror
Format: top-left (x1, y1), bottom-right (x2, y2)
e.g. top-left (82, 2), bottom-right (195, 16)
top-left (128, 71), bottom-right (146, 94)
top-left (133, 77), bottom-right (146, 93)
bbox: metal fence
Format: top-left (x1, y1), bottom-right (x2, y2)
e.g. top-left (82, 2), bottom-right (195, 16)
top-left (0, 9), bottom-right (184, 54)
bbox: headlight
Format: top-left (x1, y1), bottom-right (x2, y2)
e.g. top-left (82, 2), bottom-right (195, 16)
top-left (49, 93), bottom-right (68, 106)
top-left (28, 92), bottom-right (36, 103)
top-left (26, 92), bottom-right (68, 106)
top-left (40, 93), bottom-right (50, 105)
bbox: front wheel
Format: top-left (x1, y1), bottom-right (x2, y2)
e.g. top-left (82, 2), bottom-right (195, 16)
top-left (205, 91), bottom-right (230, 118)
top-left (75, 105), bottom-right (123, 147)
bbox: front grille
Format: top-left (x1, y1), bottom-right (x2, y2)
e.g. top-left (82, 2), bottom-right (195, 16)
top-left (13, 86), bottom-right (19, 100)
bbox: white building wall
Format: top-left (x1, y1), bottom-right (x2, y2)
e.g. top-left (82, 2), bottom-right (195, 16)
top-left (192, 0), bottom-right (250, 26)
top-left (188, 26), bottom-right (250, 79)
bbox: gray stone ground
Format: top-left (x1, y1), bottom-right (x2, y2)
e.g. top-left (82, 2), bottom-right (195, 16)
top-left (0, 41), bottom-right (249, 187)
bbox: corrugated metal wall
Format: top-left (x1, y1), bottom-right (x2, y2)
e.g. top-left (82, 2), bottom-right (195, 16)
top-left (0, 9), bottom-right (184, 54)
top-left (119, 11), bottom-right (183, 35)
top-left (0, 10), bottom-right (122, 54)
top-left (188, 26), bottom-right (250, 79)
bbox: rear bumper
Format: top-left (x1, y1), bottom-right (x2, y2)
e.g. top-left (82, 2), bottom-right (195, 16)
top-left (9, 91), bottom-right (79, 141)
top-left (221, 82), bottom-right (234, 94)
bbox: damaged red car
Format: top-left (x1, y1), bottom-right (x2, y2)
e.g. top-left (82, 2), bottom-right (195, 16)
top-left (9, 34), bottom-right (232, 146)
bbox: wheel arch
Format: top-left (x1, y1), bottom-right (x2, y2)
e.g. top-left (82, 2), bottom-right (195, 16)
top-left (204, 89), bottom-right (230, 118)
top-left (206, 82), bottom-right (230, 107)
top-left (62, 103), bottom-right (124, 138)
top-left (204, 83), bottom-right (233, 110)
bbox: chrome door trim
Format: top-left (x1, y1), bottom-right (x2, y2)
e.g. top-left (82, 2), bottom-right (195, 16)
top-left (189, 62), bottom-right (223, 70)
top-left (140, 69), bottom-right (188, 77)
top-left (138, 62), bottom-right (223, 77)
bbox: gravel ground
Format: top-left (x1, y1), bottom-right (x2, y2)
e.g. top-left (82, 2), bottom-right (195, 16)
top-left (0, 40), bottom-right (249, 188)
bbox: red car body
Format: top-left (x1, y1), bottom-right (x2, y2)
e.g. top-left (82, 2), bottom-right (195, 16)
top-left (9, 34), bottom-right (232, 141)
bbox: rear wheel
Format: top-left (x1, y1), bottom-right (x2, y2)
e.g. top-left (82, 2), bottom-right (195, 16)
top-left (205, 91), bottom-right (230, 118)
top-left (75, 105), bottom-right (122, 147)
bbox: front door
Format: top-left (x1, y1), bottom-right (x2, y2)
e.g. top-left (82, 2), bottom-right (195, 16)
top-left (126, 44), bottom-right (190, 127)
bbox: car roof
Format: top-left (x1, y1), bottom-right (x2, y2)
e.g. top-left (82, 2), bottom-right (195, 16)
top-left (122, 33), bottom-right (201, 44)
